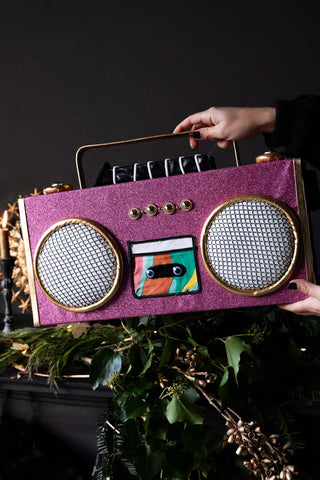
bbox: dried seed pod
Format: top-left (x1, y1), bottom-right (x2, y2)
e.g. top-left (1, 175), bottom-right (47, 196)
top-left (243, 461), bottom-right (254, 471)
top-left (205, 373), bottom-right (217, 383)
top-left (236, 446), bottom-right (246, 456)
top-left (197, 379), bottom-right (207, 387)
top-left (282, 442), bottom-right (293, 451)
top-left (227, 434), bottom-right (235, 444)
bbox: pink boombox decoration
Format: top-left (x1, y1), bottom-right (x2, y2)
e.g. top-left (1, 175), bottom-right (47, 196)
top-left (19, 132), bottom-right (314, 327)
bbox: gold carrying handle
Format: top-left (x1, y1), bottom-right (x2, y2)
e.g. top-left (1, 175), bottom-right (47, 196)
top-left (75, 131), bottom-right (240, 189)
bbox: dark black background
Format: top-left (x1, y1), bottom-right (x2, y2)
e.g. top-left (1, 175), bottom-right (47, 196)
top-left (1, 0), bottom-right (320, 205)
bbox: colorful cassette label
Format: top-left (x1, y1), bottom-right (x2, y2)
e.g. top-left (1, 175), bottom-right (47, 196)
top-left (128, 236), bottom-right (200, 298)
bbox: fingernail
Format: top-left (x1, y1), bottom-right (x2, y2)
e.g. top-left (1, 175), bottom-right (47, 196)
top-left (288, 282), bottom-right (297, 290)
top-left (192, 131), bottom-right (201, 139)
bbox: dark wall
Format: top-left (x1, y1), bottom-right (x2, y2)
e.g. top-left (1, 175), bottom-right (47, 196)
top-left (1, 0), bottom-right (320, 207)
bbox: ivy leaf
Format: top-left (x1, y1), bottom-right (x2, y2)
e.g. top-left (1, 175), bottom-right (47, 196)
top-left (89, 348), bottom-right (121, 390)
top-left (182, 424), bottom-right (206, 457)
top-left (181, 386), bottom-right (201, 404)
top-left (147, 339), bottom-right (154, 354)
top-left (135, 446), bottom-right (165, 479)
top-left (139, 353), bottom-right (154, 376)
top-left (224, 336), bottom-right (251, 386)
top-left (122, 397), bottom-right (148, 421)
top-left (138, 316), bottom-right (149, 327)
top-left (145, 400), bottom-right (169, 440)
top-left (219, 366), bottom-right (237, 410)
top-left (159, 339), bottom-right (172, 367)
top-left (128, 345), bottom-right (147, 375)
top-left (165, 397), bottom-right (203, 425)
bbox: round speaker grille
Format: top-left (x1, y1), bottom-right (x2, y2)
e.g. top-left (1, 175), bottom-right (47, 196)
top-left (34, 218), bottom-right (123, 311)
top-left (201, 195), bottom-right (300, 296)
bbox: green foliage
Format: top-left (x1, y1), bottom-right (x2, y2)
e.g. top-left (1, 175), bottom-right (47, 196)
top-left (90, 348), bottom-right (122, 390)
top-left (1, 306), bottom-right (320, 479)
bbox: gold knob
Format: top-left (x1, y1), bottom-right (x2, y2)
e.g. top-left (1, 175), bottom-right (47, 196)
top-left (128, 208), bottom-right (141, 220)
top-left (163, 202), bottom-right (176, 215)
top-left (145, 204), bottom-right (158, 216)
top-left (255, 151), bottom-right (285, 164)
top-left (180, 199), bottom-right (193, 211)
top-left (43, 182), bottom-right (73, 194)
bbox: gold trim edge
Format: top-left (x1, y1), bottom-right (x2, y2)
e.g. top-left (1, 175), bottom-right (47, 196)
top-left (18, 198), bottom-right (41, 326)
top-left (293, 158), bottom-right (315, 283)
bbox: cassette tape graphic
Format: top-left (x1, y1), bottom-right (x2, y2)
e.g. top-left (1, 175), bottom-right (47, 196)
top-left (128, 236), bottom-right (200, 298)
top-left (19, 134), bottom-right (314, 326)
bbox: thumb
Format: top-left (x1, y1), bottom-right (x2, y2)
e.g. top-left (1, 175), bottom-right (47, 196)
top-left (288, 279), bottom-right (320, 299)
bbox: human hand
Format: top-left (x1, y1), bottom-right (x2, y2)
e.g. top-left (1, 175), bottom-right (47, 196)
top-left (278, 280), bottom-right (320, 316)
top-left (173, 106), bottom-right (276, 150)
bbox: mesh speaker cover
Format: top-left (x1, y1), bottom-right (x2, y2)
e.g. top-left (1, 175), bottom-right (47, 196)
top-left (34, 218), bottom-right (123, 311)
top-left (201, 195), bottom-right (300, 296)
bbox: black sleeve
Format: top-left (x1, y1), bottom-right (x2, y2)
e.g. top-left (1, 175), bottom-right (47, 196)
top-left (264, 95), bottom-right (320, 162)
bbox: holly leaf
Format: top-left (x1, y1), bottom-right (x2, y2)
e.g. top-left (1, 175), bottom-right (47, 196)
top-left (89, 348), bottom-right (121, 390)
top-left (165, 397), bottom-right (203, 425)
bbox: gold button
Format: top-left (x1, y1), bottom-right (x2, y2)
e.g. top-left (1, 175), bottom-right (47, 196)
top-left (180, 199), bottom-right (193, 211)
top-left (255, 151), bottom-right (285, 164)
top-left (163, 202), bottom-right (176, 215)
top-left (145, 204), bottom-right (158, 216)
top-left (43, 182), bottom-right (73, 194)
top-left (128, 208), bottom-right (141, 220)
